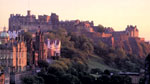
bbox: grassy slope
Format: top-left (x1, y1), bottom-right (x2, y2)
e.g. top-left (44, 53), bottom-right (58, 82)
top-left (87, 54), bottom-right (119, 72)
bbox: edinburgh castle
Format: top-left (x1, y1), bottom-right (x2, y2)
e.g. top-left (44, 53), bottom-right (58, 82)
top-left (8, 11), bottom-right (149, 58)
top-left (0, 10), bottom-right (149, 84)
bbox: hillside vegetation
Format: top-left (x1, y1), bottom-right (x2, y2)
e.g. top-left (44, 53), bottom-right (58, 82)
top-left (22, 27), bottom-right (149, 84)
top-left (44, 28), bottom-right (149, 72)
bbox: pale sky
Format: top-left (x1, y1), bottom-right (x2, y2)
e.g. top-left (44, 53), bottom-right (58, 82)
top-left (0, 0), bottom-right (150, 40)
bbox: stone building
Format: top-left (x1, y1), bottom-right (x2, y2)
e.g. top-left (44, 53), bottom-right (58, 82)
top-left (47, 39), bottom-right (61, 58)
top-left (8, 31), bottom-right (19, 39)
top-left (26, 30), bottom-right (62, 66)
top-left (0, 40), bottom-right (27, 73)
top-left (8, 10), bottom-right (58, 32)
top-left (34, 30), bottom-right (47, 61)
top-left (96, 25), bottom-right (140, 47)
top-left (126, 25), bottom-right (139, 37)
top-left (27, 30), bottom-right (48, 66)
top-left (0, 27), bottom-right (22, 45)
top-left (9, 11), bottom-right (94, 33)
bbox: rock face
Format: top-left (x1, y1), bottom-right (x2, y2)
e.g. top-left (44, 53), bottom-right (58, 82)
top-left (115, 37), bottom-right (150, 58)
top-left (71, 28), bottom-right (150, 58)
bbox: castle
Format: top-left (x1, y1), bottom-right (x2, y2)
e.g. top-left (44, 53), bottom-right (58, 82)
top-left (8, 10), bottom-right (148, 57)
top-left (8, 11), bottom-right (139, 38)
top-left (2, 10), bottom-right (149, 84)
top-left (9, 10), bottom-right (94, 33)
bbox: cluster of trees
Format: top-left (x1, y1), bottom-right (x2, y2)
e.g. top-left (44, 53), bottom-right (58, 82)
top-left (22, 59), bottom-right (132, 84)
top-left (21, 27), bottom-right (145, 84)
top-left (23, 28), bottom-right (144, 72)
top-left (94, 40), bottom-right (144, 72)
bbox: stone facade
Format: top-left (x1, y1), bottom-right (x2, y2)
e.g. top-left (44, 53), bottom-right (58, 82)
top-left (27, 30), bottom-right (48, 66)
top-left (34, 30), bottom-right (47, 61)
top-left (9, 10), bottom-right (53, 32)
top-left (47, 39), bottom-right (61, 58)
top-left (26, 30), bottom-right (62, 66)
top-left (97, 25), bottom-right (139, 47)
top-left (126, 25), bottom-right (139, 37)
top-left (9, 11), bottom-right (94, 33)
top-left (0, 40), bottom-right (27, 73)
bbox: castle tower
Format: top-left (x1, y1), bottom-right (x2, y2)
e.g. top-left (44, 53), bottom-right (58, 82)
top-left (126, 25), bottom-right (139, 37)
top-left (27, 10), bottom-right (31, 16)
top-left (50, 13), bottom-right (59, 25)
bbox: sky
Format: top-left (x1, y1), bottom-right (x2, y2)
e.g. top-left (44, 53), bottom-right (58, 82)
top-left (0, 0), bottom-right (150, 41)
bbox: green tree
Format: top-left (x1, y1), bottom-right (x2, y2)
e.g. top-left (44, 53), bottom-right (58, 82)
top-left (139, 77), bottom-right (145, 84)
top-left (97, 24), bottom-right (105, 33)
top-left (59, 74), bottom-right (81, 84)
top-left (80, 75), bottom-right (95, 84)
top-left (23, 32), bottom-right (32, 42)
top-left (90, 68), bottom-right (102, 75)
top-left (115, 48), bottom-right (126, 59)
top-left (70, 34), bottom-right (94, 54)
top-left (38, 60), bottom-right (49, 70)
top-left (110, 75), bottom-right (131, 84)
top-left (21, 75), bottom-right (44, 84)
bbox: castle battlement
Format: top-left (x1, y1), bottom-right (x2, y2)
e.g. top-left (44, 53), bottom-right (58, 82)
top-left (9, 10), bottom-right (94, 33)
top-left (9, 11), bottom-right (59, 31)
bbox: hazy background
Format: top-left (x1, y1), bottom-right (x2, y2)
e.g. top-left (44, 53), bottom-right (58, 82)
top-left (0, 0), bottom-right (150, 41)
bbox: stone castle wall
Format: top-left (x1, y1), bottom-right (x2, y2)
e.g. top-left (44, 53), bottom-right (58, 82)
top-left (9, 11), bottom-right (94, 33)
top-left (9, 10), bottom-right (58, 32)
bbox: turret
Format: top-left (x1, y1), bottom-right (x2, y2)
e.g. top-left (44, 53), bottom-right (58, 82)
top-left (126, 25), bottom-right (139, 37)
top-left (27, 10), bottom-right (31, 16)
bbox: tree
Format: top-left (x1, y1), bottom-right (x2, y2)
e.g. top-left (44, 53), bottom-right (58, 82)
top-left (97, 75), bottom-right (111, 84)
top-left (23, 32), bottom-right (32, 42)
top-left (21, 76), bottom-right (35, 84)
top-left (21, 75), bottom-right (44, 84)
top-left (59, 74), bottom-right (81, 84)
top-left (38, 60), bottom-right (49, 69)
top-left (139, 77), bottom-right (145, 84)
top-left (44, 32), bottom-right (56, 40)
top-left (70, 34), bottom-right (94, 54)
top-left (110, 75), bottom-right (131, 84)
top-left (94, 40), bottom-right (108, 56)
top-left (97, 24), bottom-right (105, 33)
top-left (90, 68), bottom-right (102, 75)
top-left (104, 69), bottom-right (110, 75)
top-left (48, 63), bottom-right (65, 76)
top-left (115, 48), bottom-right (126, 59)
top-left (81, 42), bottom-right (94, 54)
top-left (80, 75), bottom-right (95, 84)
